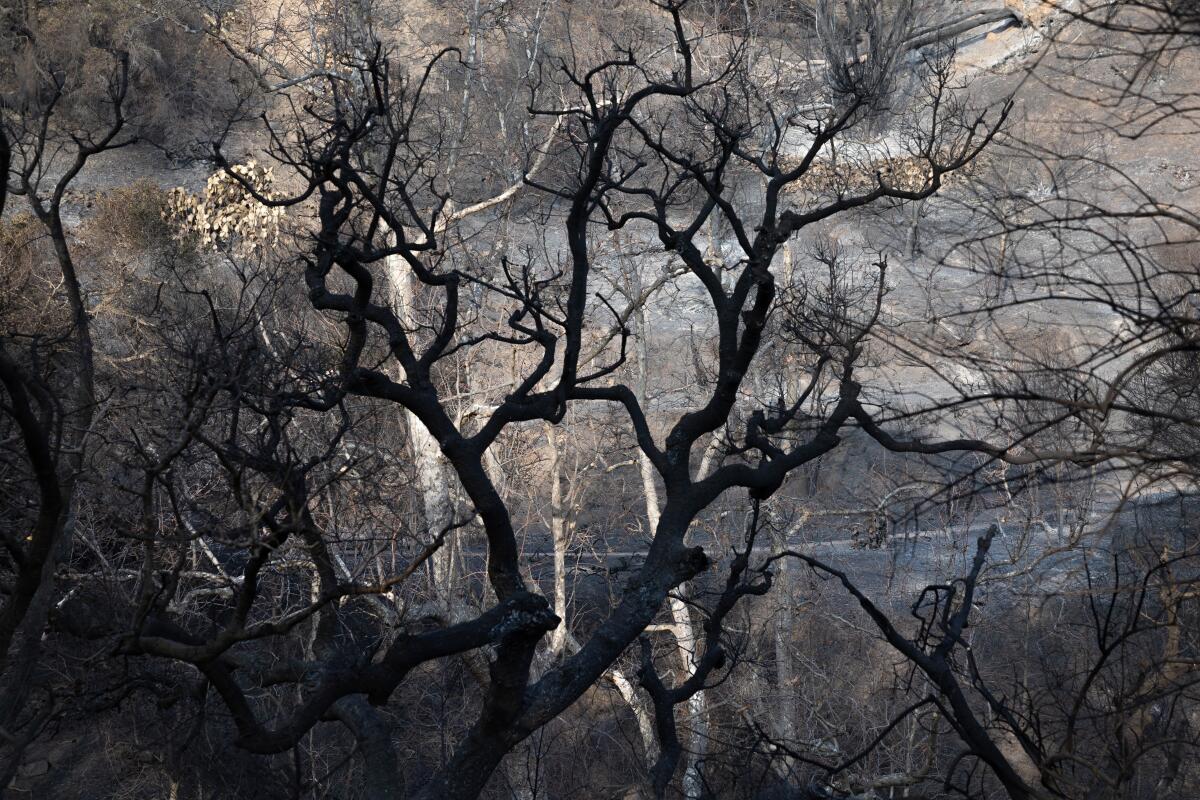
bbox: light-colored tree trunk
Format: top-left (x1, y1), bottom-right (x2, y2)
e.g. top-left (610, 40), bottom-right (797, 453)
top-left (635, 304), bottom-right (708, 799)
top-left (544, 424), bottom-right (658, 762)
top-left (610, 666), bottom-right (660, 765)
top-left (547, 424), bottom-right (570, 655)
top-left (384, 238), bottom-right (462, 618)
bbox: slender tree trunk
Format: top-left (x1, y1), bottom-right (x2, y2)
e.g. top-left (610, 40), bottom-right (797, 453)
top-left (635, 305), bottom-right (708, 799)
top-left (545, 424), bottom-right (658, 763)
top-left (547, 424), bottom-right (570, 655)
top-left (385, 239), bottom-right (462, 618)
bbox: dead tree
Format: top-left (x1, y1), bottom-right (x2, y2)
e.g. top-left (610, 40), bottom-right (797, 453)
top-left (103, 2), bottom-right (1023, 797)
top-left (0, 13), bottom-right (134, 781)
